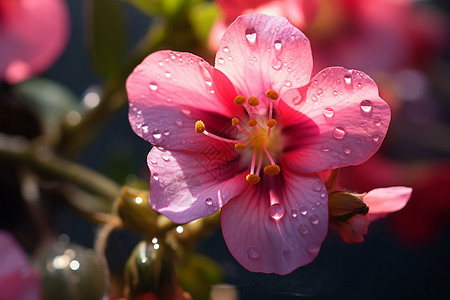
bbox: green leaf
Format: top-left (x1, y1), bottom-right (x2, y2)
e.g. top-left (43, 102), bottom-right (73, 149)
top-left (189, 2), bottom-right (219, 45)
top-left (86, 0), bottom-right (126, 83)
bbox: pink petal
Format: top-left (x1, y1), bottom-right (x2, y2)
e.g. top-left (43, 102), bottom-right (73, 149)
top-left (333, 214), bottom-right (370, 244)
top-left (215, 13), bottom-right (312, 103)
top-left (280, 67), bottom-right (391, 174)
top-left (0, 230), bottom-right (40, 300)
top-left (147, 147), bottom-right (248, 224)
top-left (127, 50), bottom-right (243, 152)
top-left (221, 166), bottom-right (328, 275)
top-left (364, 186), bottom-right (412, 221)
top-left (0, 0), bottom-right (70, 83)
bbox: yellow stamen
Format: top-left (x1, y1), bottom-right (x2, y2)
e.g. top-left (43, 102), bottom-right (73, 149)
top-left (234, 95), bottom-right (246, 106)
top-left (248, 119), bottom-right (257, 127)
top-left (231, 118), bottom-right (239, 127)
top-left (266, 119), bottom-right (277, 128)
top-left (195, 120), bottom-right (205, 133)
top-left (266, 90), bottom-right (279, 100)
top-left (235, 143), bottom-right (247, 150)
top-left (247, 96), bottom-right (259, 106)
top-left (264, 165), bottom-right (280, 176)
top-left (246, 174), bottom-right (260, 184)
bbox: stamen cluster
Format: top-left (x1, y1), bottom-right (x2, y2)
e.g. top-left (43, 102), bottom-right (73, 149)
top-left (195, 90), bottom-right (282, 184)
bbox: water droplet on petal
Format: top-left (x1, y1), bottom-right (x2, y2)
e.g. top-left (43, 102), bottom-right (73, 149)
top-left (311, 96), bottom-right (318, 102)
top-left (298, 224), bottom-right (309, 234)
top-left (205, 80), bottom-right (212, 87)
top-left (283, 80), bottom-right (292, 87)
top-left (291, 209), bottom-right (298, 218)
top-left (372, 133), bottom-right (380, 142)
top-left (271, 58), bottom-right (282, 70)
top-left (333, 91), bottom-right (338, 96)
top-left (343, 145), bottom-right (351, 154)
top-left (269, 203), bottom-right (285, 220)
top-left (152, 129), bottom-right (162, 139)
top-left (175, 119), bottom-right (183, 126)
top-left (149, 157), bottom-right (157, 164)
top-left (321, 145), bottom-right (330, 152)
top-left (217, 58), bottom-right (225, 65)
top-left (313, 181), bottom-right (322, 192)
top-left (223, 46), bottom-right (230, 53)
top-left (247, 247), bottom-right (259, 259)
top-left (181, 108), bottom-right (191, 116)
top-left (158, 61), bottom-right (164, 67)
top-left (307, 243), bottom-right (320, 255)
top-left (141, 124), bottom-right (149, 134)
top-left (357, 83), bottom-right (362, 88)
top-left (164, 72), bottom-right (171, 79)
top-left (360, 100), bottom-right (373, 113)
top-left (163, 130), bottom-right (170, 136)
top-left (344, 74), bottom-right (352, 85)
top-left (152, 172), bottom-right (159, 181)
top-left (283, 250), bottom-right (291, 258)
top-left (309, 214), bottom-right (320, 225)
top-left (323, 107), bottom-right (334, 119)
top-left (333, 127), bottom-right (346, 139)
top-left (274, 40), bottom-right (282, 51)
top-left (205, 198), bottom-right (213, 206)
top-left (161, 153), bottom-right (170, 161)
top-left (245, 27), bottom-right (257, 43)
top-left (374, 117), bottom-right (381, 126)
top-left (317, 89), bottom-right (323, 95)
top-left (320, 192), bottom-right (326, 198)
top-left (300, 205), bottom-right (308, 216)
top-left (149, 82), bottom-right (158, 91)
top-left (292, 94), bottom-right (302, 105)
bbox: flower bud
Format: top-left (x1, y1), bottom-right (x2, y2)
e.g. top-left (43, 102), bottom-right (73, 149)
top-left (328, 191), bottom-right (368, 221)
top-left (124, 240), bottom-right (177, 300)
top-left (117, 187), bottom-right (158, 236)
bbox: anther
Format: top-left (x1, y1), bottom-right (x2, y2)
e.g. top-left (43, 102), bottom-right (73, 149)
top-left (195, 120), bottom-right (205, 133)
top-left (266, 90), bottom-right (279, 100)
top-left (234, 95), bottom-right (246, 106)
top-left (248, 119), bottom-right (257, 127)
top-left (266, 119), bottom-right (277, 128)
top-left (264, 165), bottom-right (281, 176)
top-left (231, 118), bottom-right (239, 127)
top-left (247, 96), bottom-right (259, 106)
top-left (235, 143), bottom-right (247, 150)
top-left (246, 174), bottom-right (260, 184)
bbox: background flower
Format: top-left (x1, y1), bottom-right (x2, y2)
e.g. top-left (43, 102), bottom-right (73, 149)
top-left (0, 0), bottom-right (70, 84)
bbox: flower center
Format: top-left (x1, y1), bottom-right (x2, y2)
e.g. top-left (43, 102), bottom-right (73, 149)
top-left (195, 90), bottom-right (282, 184)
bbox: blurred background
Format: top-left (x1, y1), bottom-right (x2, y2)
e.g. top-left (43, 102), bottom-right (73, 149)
top-left (1, 0), bottom-right (450, 299)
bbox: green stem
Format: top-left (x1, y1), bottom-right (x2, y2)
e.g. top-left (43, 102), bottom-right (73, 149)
top-left (0, 133), bottom-right (120, 200)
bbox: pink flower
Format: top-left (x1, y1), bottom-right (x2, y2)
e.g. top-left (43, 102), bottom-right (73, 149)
top-left (127, 13), bottom-right (390, 274)
top-left (0, 0), bottom-right (70, 84)
top-left (330, 187), bottom-right (412, 243)
top-left (0, 230), bottom-right (41, 300)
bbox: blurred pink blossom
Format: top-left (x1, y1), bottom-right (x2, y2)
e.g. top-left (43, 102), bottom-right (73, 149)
top-left (127, 13), bottom-right (391, 274)
top-left (0, 230), bottom-right (41, 300)
top-left (0, 0), bottom-right (70, 84)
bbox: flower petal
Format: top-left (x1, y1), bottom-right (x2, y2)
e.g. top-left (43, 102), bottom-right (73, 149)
top-left (127, 50), bottom-right (243, 152)
top-left (280, 67), bottom-right (391, 173)
top-left (147, 147), bottom-right (248, 224)
top-left (332, 214), bottom-right (370, 244)
top-left (221, 167), bottom-right (328, 275)
top-left (365, 186), bottom-right (412, 221)
top-left (0, 0), bottom-right (69, 83)
top-left (215, 13), bottom-right (312, 102)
